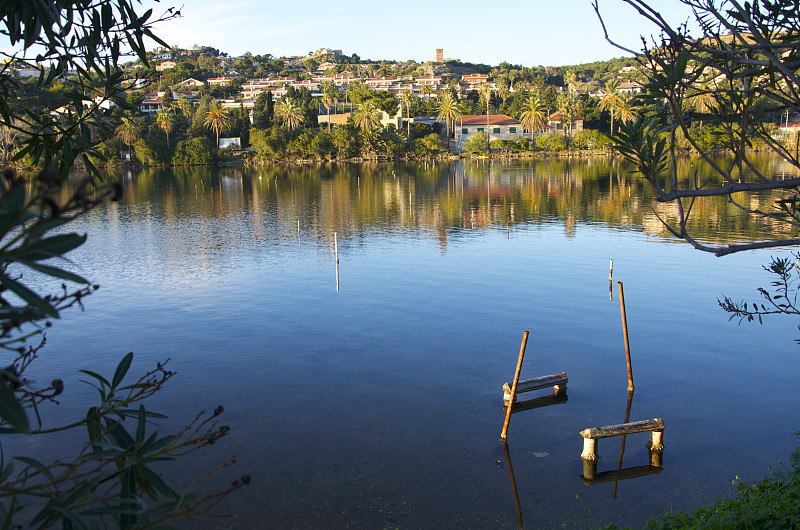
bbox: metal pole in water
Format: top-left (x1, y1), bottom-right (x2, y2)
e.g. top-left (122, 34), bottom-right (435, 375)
top-left (334, 232), bottom-right (339, 264)
top-left (501, 331), bottom-right (529, 440)
top-left (618, 281), bottom-right (634, 392)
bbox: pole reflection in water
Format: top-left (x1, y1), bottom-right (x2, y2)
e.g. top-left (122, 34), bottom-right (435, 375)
top-left (502, 440), bottom-right (524, 529)
top-left (612, 390), bottom-right (635, 498)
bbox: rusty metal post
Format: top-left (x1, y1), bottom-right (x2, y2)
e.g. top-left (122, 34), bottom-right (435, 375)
top-left (618, 281), bottom-right (634, 392)
top-left (500, 331), bottom-right (529, 440)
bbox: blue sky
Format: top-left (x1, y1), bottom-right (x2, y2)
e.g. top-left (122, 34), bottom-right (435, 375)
top-left (143, 0), bottom-right (697, 66)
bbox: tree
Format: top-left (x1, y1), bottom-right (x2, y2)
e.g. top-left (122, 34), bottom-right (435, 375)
top-left (115, 116), bottom-right (140, 161)
top-left (161, 86), bottom-right (174, 109)
top-left (156, 108), bottom-right (175, 149)
top-left (616, 93), bottom-right (636, 125)
top-left (253, 90), bottom-right (274, 129)
top-left (557, 92), bottom-right (581, 137)
top-left (594, 0), bottom-right (800, 256)
top-left (204, 100), bottom-right (230, 147)
top-left (0, 2), bottom-right (244, 527)
top-left (401, 88), bottom-right (413, 141)
top-left (275, 98), bottom-right (305, 130)
top-left (436, 92), bottom-right (462, 141)
top-left (519, 94), bottom-right (548, 137)
top-left (481, 84), bottom-right (494, 149)
top-left (321, 81), bottom-right (338, 131)
top-left (352, 101), bottom-right (383, 131)
top-left (600, 79), bottom-right (622, 134)
top-left (0, 1), bottom-right (177, 177)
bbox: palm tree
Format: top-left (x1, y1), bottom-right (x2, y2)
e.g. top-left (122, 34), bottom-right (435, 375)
top-left (691, 80), bottom-right (718, 127)
top-left (565, 69), bottom-right (578, 94)
top-left (274, 98), bottom-right (305, 130)
top-left (519, 95), bottom-right (547, 137)
top-left (600, 79), bottom-right (622, 134)
top-left (616, 94), bottom-right (636, 125)
top-left (176, 95), bottom-right (193, 122)
top-left (401, 88), bottom-right (413, 141)
top-left (557, 92), bottom-right (580, 137)
top-left (481, 83), bottom-right (493, 149)
top-left (436, 92), bottom-right (462, 142)
top-left (156, 109), bottom-right (175, 149)
top-left (321, 81), bottom-right (338, 131)
top-left (352, 101), bottom-right (382, 130)
top-left (115, 117), bottom-right (140, 161)
top-left (204, 101), bottom-right (230, 147)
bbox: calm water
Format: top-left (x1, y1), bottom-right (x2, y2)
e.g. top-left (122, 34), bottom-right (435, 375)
top-left (19, 156), bottom-right (800, 528)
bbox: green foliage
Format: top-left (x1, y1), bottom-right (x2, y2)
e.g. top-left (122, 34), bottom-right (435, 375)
top-left (0, 2), bottom-right (247, 523)
top-left (172, 137), bottom-right (215, 166)
top-left (133, 137), bottom-right (169, 166)
top-left (0, 170), bottom-right (239, 526)
top-left (331, 125), bottom-right (360, 159)
top-left (719, 252), bottom-right (800, 339)
top-left (597, 0), bottom-right (800, 255)
top-left (0, 0), bottom-right (174, 179)
top-left (462, 131), bottom-right (488, 153)
top-left (88, 138), bottom-right (123, 167)
top-left (610, 118), bottom-right (669, 186)
top-left (250, 126), bottom-right (292, 159)
top-left (570, 129), bottom-right (611, 150)
top-left (412, 134), bottom-right (443, 157)
top-left (535, 133), bottom-right (568, 152)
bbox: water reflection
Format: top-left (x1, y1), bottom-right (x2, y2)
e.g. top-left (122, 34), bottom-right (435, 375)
top-left (80, 155), bottom-right (800, 264)
top-left (43, 156), bottom-right (799, 529)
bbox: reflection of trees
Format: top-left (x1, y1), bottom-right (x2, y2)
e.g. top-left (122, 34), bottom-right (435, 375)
top-left (59, 156), bottom-right (800, 267)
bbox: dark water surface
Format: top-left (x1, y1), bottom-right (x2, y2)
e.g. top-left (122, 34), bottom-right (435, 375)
top-left (21, 157), bottom-right (800, 528)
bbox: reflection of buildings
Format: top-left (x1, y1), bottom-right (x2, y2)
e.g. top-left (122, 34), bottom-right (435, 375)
top-left (79, 157), bottom-right (798, 268)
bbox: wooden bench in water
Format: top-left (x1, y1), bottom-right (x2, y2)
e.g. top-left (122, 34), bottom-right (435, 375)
top-left (579, 418), bottom-right (665, 480)
top-left (503, 372), bottom-right (567, 405)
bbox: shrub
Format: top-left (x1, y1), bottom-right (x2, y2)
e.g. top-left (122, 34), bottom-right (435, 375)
top-left (172, 137), bottom-right (215, 166)
top-left (462, 131), bottom-right (488, 152)
top-left (570, 129), bottom-right (612, 150)
top-left (536, 133), bottom-right (568, 151)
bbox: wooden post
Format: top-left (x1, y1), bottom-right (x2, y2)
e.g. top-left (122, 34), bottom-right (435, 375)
top-left (618, 281), bottom-right (634, 392)
top-left (500, 331), bottom-right (529, 440)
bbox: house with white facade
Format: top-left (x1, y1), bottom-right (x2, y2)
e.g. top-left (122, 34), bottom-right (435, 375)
top-left (455, 114), bottom-right (523, 150)
top-left (618, 81), bottom-right (644, 95)
top-left (155, 60), bottom-right (176, 72)
top-left (547, 111), bottom-right (584, 135)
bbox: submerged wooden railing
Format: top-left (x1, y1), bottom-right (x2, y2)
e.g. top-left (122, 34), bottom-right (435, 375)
top-left (579, 418), bottom-right (664, 480)
top-left (502, 372), bottom-right (568, 406)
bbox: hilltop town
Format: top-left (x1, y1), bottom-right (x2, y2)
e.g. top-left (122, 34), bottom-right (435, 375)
top-left (4, 44), bottom-right (798, 165)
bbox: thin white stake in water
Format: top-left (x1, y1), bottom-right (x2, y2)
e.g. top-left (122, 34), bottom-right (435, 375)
top-left (334, 232), bottom-right (340, 292)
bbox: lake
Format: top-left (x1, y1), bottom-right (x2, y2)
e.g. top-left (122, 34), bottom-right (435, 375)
top-left (20, 156), bottom-right (800, 528)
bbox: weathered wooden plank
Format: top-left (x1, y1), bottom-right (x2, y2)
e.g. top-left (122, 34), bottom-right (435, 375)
top-left (502, 372), bottom-right (568, 395)
top-left (580, 418), bottom-right (664, 440)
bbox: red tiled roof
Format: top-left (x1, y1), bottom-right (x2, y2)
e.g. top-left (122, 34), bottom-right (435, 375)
top-left (548, 111), bottom-right (584, 121)
top-left (460, 114), bottom-right (521, 126)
